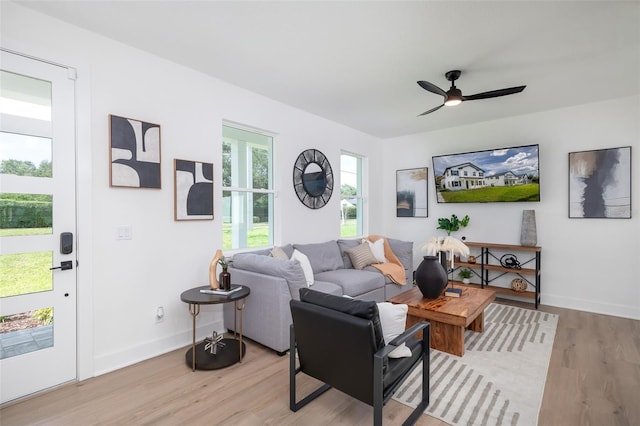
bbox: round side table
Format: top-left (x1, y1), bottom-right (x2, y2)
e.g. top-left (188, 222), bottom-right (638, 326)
top-left (180, 285), bottom-right (250, 371)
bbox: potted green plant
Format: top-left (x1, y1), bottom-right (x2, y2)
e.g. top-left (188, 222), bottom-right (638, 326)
top-left (437, 214), bottom-right (470, 236)
top-left (457, 268), bottom-right (473, 284)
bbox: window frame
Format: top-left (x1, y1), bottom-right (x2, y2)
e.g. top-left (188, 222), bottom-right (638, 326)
top-left (221, 122), bottom-right (275, 251)
top-left (340, 151), bottom-right (364, 238)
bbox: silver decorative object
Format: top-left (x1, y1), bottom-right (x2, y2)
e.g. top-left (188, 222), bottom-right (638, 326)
top-left (520, 209), bottom-right (537, 246)
top-left (204, 331), bottom-right (225, 355)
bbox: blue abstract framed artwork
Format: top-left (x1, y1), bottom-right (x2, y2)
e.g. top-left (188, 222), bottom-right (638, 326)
top-left (569, 146), bottom-right (631, 218)
top-left (174, 159), bottom-right (214, 221)
top-left (110, 115), bottom-right (161, 188)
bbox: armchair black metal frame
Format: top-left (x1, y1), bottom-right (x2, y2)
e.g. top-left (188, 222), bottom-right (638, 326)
top-left (289, 290), bottom-right (430, 426)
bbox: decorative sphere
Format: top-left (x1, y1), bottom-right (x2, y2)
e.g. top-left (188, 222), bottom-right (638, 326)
top-left (511, 278), bottom-right (527, 292)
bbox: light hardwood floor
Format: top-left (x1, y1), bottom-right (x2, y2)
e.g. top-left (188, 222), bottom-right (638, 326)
top-left (1, 302), bottom-right (639, 425)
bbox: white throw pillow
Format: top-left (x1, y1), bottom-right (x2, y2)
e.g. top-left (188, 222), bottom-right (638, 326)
top-left (365, 238), bottom-right (387, 263)
top-left (377, 302), bottom-right (412, 358)
top-left (292, 249), bottom-right (314, 286)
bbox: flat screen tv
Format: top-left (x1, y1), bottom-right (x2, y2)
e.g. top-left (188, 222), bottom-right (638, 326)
top-left (432, 144), bottom-right (540, 203)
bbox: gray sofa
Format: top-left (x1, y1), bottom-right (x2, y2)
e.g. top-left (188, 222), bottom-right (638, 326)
top-left (223, 238), bottom-right (414, 354)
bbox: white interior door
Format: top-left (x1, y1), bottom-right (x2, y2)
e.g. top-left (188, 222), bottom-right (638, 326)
top-left (0, 50), bottom-right (77, 404)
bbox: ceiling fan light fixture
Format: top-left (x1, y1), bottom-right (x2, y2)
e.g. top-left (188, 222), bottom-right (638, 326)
top-left (444, 87), bottom-right (463, 106)
top-left (444, 97), bottom-right (462, 107)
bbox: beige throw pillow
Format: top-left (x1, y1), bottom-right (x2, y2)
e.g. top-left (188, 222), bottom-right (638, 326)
top-left (270, 246), bottom-right (289, 260)
top-left (345, 242), bottom-right (378, 270)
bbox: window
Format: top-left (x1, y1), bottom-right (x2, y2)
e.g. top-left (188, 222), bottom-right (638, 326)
top-left (222, 124), bottom-right (273, 250)
top-left (340, 153), bottom-right (363, 237)
top-left (451, 170), bottom-right (458, 176)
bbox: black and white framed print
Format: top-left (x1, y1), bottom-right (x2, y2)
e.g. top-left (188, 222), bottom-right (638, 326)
top-left (109, 115), bottom-right (161, 188)
top-left (569, 146), bottom-right (631, 218)
top-left (396, 167), bottom-right (428, 217)
top-left (174, 159), bottom-right (214, 221)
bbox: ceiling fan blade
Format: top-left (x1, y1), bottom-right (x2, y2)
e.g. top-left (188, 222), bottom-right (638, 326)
top-left (463, 85), bottom-right (526, 101)
top-left (418, 104), bottom-right (444, 116)
top-left (417, 80), bottom-right (447, 98)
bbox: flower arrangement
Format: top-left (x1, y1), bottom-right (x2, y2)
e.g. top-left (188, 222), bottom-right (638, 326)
top-left (422, 236), bottom-right (470, 259)
top-left (422, 214), bottom-right (471, 271)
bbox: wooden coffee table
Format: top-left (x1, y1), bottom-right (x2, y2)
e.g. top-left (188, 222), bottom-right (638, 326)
top-left (388, 286), bottom-right (496, 357)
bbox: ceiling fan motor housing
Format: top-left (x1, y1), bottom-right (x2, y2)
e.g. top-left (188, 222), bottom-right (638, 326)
top-left (445, 87), bottom-right (463, 105)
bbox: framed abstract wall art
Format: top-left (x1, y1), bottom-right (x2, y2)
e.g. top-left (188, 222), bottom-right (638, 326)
top-left (174, 159), bottom-right (214, 221)
top-left (396, 167), bottom-right (428, 217)
top-left (569, 146), bottom-right (631, 219)
top-left (109, 115), bottom-right (161, 188)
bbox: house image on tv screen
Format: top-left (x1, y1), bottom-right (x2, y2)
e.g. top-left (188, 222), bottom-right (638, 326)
top-left (432, 144), bottom-right (540, 203)
top-left (440, 163), bottom-right (530, 191)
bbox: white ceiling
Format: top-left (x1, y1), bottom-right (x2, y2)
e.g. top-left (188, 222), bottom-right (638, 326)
top-left (14, 1), bottom-right (640, 139)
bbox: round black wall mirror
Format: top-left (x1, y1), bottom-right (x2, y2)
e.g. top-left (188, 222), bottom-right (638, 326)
top-left (293, 149), bottom-right (333, 209)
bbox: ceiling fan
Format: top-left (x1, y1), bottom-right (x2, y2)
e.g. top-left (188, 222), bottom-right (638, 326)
top-left (417, 70), bottom-right (526, 116)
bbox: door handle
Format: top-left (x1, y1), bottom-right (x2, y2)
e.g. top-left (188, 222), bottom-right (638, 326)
top-left (50, 260), bottom-right (73, 271)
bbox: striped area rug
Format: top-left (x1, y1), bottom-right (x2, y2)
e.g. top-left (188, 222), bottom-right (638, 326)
top-left (393, 303), bottom-right (558, 426)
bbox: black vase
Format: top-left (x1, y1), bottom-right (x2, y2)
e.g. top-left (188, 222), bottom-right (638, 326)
top-left (415, 255), bottom-right (448, 299)
top-left (219, 270), bottom-right (231, 291)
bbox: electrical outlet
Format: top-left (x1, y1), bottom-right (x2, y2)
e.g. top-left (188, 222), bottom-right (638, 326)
top-left (116, 225), bottom-right (133, 240)
top-left (156, 306), bottom-right (164, 323)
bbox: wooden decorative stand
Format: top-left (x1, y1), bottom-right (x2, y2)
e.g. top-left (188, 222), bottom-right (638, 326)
top-left (455, 241), bottom-right (541, 308)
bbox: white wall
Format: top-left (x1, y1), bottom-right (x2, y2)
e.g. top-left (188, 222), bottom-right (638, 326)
top-left (381, 96), bottom-right (639, 319)
top-left (2, 3), bottom-right (382, 377)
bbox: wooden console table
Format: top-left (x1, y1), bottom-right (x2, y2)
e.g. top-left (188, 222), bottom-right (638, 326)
top-left (458, 242), bottom-right (541, 308)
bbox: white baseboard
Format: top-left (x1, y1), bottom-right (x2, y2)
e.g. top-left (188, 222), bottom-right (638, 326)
top-left (543, 293), bottom-right (640, 320)
top-left (92, 320), bottom-right (225, 377)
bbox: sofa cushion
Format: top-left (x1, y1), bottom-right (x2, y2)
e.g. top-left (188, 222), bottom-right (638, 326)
top-left (314, 269), bottom-right (385, 298)
top-left (280, 244), bottom-right (295, 258)
top-left (293, 240), bottom-right (343, 274)
top-left (344, 242), bottom-right (378, 270)
top-left (387, 238), bottom-right (413, 272)
top-left (241, 248), bottom-right (272, 256)
top-left (337, 238), bottom-right (360, 269)
top-left (299, 288), bottom-right (385, 352)
top-left (231, 253), bottom-right (307, 300)
top-left (310, 280), bottom-right (343, 296)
